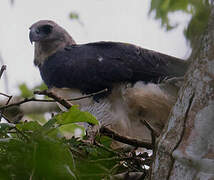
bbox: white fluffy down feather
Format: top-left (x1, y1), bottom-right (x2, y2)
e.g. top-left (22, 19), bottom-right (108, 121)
top-left (51, 81), bottom-right (177, 143)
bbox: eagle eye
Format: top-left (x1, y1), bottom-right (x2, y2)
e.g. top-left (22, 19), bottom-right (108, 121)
top-left (40, 25), bottom-right (53, 34)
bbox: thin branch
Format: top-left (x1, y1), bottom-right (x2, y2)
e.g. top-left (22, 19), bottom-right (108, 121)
top-left (0, 89), bottom-right (108, 110)
top-left (0, 88), bottom-right (12, 122)
top-left (141, 120), bottom-right (158, 140)
top-left (66, 88), bottom-right (108, 101)
top-left (0, 65), bottom-right (6, 79)
top-left (1, 113), bottom-right (30, 142)
top-left (0, 55), bottom-right (9, 92)
top-left (100, 126), bottom-right (153, 149)
top-left (34, 89), bottom-right (152, 149)
top-left (34, 88), bottom-right (108, 109)
top-left (0, 97), bottom-right (56, 110)
top-left (94, 140), bottom-right (120, 155)
top-left (34, 88), bottom-right (108, 101)
top-left (0, 92), bottom-right (11, 98)
top-left (5, 95), bottom-right (13, 106)
top-left (34, 90), bottom-right (72, 109)
top-left (0, 113), bottom-right (12, 123)
top-left (140, 119), bottom-right (157, 179)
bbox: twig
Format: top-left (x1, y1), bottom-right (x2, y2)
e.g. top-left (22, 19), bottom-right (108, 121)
top-left (0, 97), bottom-right (56, 110)
top-left (34, 88), bottom-right (108, 109)
top-left (0, 65), bottom-right (6, 79)
top-left (0, 113), bottom-right (12, 123)
top-left (141, 120), bottom-right (156, 179)
top-left (0, 56), bottom-right (9, 92)
top-left (0, 92), bottom-right (13, 106)
top-left (1, 114), bottom-right (30, 142)
top-left (0, 92), bottom-right (11, 98)
top-left (0, 89), bottom-right (12, 122)
top-left (35, 88), bottom-right (108, 101)
top-left (0, 89), bottom-right (108, 110)
top-left (67, 88), bottom-right (108, 101)
top-left (100, 126), bottom-right (152, 149)
top-left (5, 95), bottom-right (13, 105)
top-left (7, 88), bottom-right (152, 150)
top-left (94, 140), bottom-right (120, 155)
top-left (34, 90), bottom-right (72, 109)
top-left (141, 120), bottom-right (157, 141)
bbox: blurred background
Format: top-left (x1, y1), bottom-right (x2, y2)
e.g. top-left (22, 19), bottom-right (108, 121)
top-left (0, 0), bottom-right (192, 95)
top-left (0, 1), bottom-right (211, 178)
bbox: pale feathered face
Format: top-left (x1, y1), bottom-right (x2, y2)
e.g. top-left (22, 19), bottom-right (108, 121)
top-left (29, 20), bottom-right (76, 66)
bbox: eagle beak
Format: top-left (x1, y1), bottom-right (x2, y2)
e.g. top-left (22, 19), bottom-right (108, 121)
top-left (29, 31), bottom-right (34, 44)
top-left (29, 28), bottom-right (40, 44)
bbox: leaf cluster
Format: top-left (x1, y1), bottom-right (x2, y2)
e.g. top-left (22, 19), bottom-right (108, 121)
top-left (19, 83), bottom-right (47, 98)
top-left (0, 105), bottom-right (147, 179)
top-left (149, 0), bottom-right (211, 46)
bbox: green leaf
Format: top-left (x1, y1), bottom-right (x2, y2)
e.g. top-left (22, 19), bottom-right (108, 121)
top-left (27, 114), bottom-right (47, 124)
top-left (0, 123), bottom-right (15, 133)
top-left (59, 123), bottom-right (85, 137)
top-left (69, 12), bottom-right (79, 20)
top-left (18, 83), bottom-right (33, 98)
top-left (55, 105), bottom-right (98, 125)
top-left (33, 83), bottom-right (47, 91)
top-left (0, 134), bottom-right (76, 180)
top-left (96, 135), bottom-right (112, 148)
top-left (43, 117), bottom-right (58, 129)
top-left (149, 0), bottom-right (211, 47)
top-left (16, 121), bottom-right (42, 132)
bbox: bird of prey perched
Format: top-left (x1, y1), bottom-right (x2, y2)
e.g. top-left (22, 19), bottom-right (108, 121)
top-left (29, 20), bottom-right (189, 142)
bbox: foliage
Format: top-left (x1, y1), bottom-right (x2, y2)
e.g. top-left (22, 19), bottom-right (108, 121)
top-left (149, 0), bottom-right (211, 46)
top-left (19, 83), bottom-right (47, 98)
top-left (55, 105), bottom-right (98, 125)
top-left (69, 12), bottom-right (84, 26)
top-left (0, 106), bottom-right (147, 179)
top-left (69, 12), bottom-right (79, 20)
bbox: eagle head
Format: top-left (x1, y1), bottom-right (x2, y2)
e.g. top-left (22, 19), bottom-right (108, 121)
top-left (29, 20), bottom-right (76, 66)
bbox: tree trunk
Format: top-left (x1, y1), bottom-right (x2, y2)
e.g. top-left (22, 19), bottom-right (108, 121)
top-left (151, 3), bottom-right (214, 180)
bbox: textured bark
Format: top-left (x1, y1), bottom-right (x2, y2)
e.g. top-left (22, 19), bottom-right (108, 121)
top-left (151, 3), bottom-right (214, 180)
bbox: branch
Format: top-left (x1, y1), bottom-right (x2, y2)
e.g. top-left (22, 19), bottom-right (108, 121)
top-left (34, 88), bottom-right (108, 109)
top-left (35, 88), bottom-right (108, 101)
top-left (1, 113), bottom-right (29, 142)
top-left (0, 92), bottom-right (11, 98)
top-left (0, 65), bottom-right (6, 79)
top-left (0, 97), bottom-right (56, 110)
top-left (34, 90), bottom-right (72, 109)
top-left (0, 56), bottom-right (9, 92)
top-left (0, 84), bottom-right (12, 122)
top-left (67, 88), bottom-right (108, 101)
top-left (0, 97), bottom-right (59, 123)
top-left (100, 126), bottom-right (153, 149)
top-left (34, 90), bottom-right (153, 149)
top-left (1, 89), bottom-right (152, 149)
top-left (141, 120), bottom-right (157, 146)
top-left (0, 89), bottom-right (108, 111)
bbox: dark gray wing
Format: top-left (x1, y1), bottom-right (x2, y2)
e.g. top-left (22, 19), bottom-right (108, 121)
top-left (39, 41), bottom-right (188, 97)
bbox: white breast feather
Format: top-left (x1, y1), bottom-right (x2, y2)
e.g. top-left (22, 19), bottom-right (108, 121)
top-left (51, 82), bottom-right (175, 142)
top-left (51, 87), bottom-right (131, 132)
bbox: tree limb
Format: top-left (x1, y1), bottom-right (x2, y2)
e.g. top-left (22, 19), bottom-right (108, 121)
top-left (34, 90), bottom-right (72, 109)
top-left (100, 126), bottom-right (153, 149)
top-left (33, 90), bottom-right (153, 149)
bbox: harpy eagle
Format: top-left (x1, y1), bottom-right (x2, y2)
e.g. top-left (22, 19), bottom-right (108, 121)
top-left (29, 20), bottom-right (189, 141)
